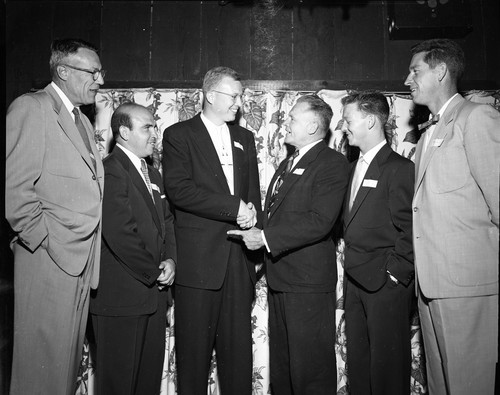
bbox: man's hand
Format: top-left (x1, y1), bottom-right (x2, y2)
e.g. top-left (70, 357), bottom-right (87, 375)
top-left (227, 227), bottom-right (264, 250)
top-left (157, 258), bottom-right (175, 290)
top-left (237, 200), bottom-right (257, 229)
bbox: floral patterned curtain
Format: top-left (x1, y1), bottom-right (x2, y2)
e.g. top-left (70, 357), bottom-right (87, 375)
top-left (76, 88), bottom-right (499, 395)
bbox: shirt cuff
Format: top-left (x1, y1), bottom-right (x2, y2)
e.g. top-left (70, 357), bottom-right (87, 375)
top-left (261, 230), bottom-right (271, 253)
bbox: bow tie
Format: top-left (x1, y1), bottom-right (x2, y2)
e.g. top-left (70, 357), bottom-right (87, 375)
top-left (418, 114), bottom-right (440, 131)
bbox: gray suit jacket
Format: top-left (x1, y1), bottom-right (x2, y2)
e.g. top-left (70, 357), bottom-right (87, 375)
top-left (6, 83), bottom-right (104, 287)
top-left (413, 94), bottom-right (499, 298)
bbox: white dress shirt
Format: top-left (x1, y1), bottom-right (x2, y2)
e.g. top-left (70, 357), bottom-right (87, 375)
top-left (201, 113), bottom-right (234, 195)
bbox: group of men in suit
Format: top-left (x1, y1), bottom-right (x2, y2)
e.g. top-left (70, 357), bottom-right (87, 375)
top-left (5, 35), bottom-right (498, 395)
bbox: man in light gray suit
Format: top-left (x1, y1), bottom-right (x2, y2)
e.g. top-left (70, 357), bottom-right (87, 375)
top-left (6, 38), bottom-right (105, 395)
top-left (405, 38), bottom-right (499, 395)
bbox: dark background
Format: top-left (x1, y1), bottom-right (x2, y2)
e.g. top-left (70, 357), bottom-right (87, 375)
top-left (2, 0), bottom-right (499, 393)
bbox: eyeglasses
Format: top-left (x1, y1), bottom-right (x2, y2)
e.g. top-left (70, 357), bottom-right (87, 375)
top-left (212, 90), bottom-right (243, 103)
top-left (62, 64), bottom-right (106, 81)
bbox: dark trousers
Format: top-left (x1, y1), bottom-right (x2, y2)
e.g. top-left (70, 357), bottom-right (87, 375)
top-left (345, 276), bottom-right (415, 395)
top-left (174, 248), bottom-right (254, 395)
top-left (269, 290), bottom-right (337, 395)
top-left (91, 293), bottom-right (167, 395)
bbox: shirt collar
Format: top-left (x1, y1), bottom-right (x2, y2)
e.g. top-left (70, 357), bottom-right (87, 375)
top-left (116, 143), bottom-right (143, 173)
top-left (434, 93), bottom-right (459, 120)
top-left (360, 139), bottom-right (386, 166)
top-left (51, 82), bottom-right (75, 119)
top-left (294, 139), bottom-right (322, 164)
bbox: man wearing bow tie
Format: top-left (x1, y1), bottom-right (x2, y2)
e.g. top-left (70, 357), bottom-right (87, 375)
top-left (162, 66), bottom-right (261, 395)
top-left (405, 39), bottom-right (499, 395)
top-left (341, 91), bottom-right (415, 395)
top-left (229, 95), bottom-right (349, 395)
top-left (90, 103), bottom-right (177, 394)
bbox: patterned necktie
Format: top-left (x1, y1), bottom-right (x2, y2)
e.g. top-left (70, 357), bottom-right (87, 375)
top-left (419, 114), bottom-right (440, 153)
top-left (269, 150), bottom-right (299, 210)
top-left (140, 159), bottom-right (154, 200)
top-left (349, 156), bottom-right (367, 211)
top-left (72, 107), bottom-right (96, 169)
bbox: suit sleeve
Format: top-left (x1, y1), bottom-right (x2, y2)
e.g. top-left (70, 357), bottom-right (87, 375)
top-left (463, 105), bottom-right (500, 227)
top-left (246, 131), bottom-right (263, 223)
top-left (102, 162), bottom-right (160, 287)
top-left (265, 154), bottom-right (349, 257)
top-left (154, 169), bottom-right (177, 262)
top-left (5, 95), bottom-right (48, 250)
top-left (386, 160), bottom-right (415, 285)
top-left (162, 125), bottom-right (241, 221)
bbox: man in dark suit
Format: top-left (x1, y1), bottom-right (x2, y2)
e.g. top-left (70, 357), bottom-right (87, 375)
top-left (162, 66), bottom-right (261, 395)
top-left (341, 92), bottom-right (415, 395)
top-left (228, 95), bottom-right (349, 395)
top-left (6, 38), bottom-right (104, 395)
top-left (90, 103), bottom-right (177, 395)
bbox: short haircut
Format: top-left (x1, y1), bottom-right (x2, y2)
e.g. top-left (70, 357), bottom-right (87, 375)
top-left (49, 38), bottom-right (99, 77)
top-left (411, 38), bottom-right (465, 82)
top-left (202, 66), bottom-right (241, 94)
top-left (296, 94), bottom-right (333, 135)
top-left (110, 102), bottom-right (143, 140)
top-left (341, 91), bottom-right (390, 128)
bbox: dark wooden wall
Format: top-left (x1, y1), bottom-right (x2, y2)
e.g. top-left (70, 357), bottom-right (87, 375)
top-left (5, 0), bottom-right (500, 106)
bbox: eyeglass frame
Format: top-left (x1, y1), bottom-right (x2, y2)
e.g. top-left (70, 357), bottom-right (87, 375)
top-left (211, 90), bottom-right (243, 103)
top-left (62, 64), bottom-right (106, 81)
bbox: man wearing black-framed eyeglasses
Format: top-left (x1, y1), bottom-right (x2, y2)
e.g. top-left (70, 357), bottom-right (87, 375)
top-left (162, 66), bottom-right (261, 395)
top-left (6, 38), bottom-right (105, 395)
top-left (62, 63), bottom-right (106, 81)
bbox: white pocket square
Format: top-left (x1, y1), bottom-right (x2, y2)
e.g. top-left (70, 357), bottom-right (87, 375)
top-left (234, 141), bottom-right (244, 151)
top-left (362, 179), bottom-right (378, 188)
top-left (293, 168), bottom-right (305, 175)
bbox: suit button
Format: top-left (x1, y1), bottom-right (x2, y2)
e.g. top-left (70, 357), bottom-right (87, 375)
top-left (92, 174), bottom-right (96, 180)
top-left (413, 207), bottom-right (418, 212)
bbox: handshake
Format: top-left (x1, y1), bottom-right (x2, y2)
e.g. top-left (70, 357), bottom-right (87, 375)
top-left (237, 200), bottom-right (257, 229)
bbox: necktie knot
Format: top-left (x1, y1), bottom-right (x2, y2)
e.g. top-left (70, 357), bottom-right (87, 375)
top-left (418, 114), bottom-right (440, 131)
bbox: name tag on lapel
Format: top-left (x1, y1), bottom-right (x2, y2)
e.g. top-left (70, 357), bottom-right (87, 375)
top-left (362, 179), bottom-right (378, 188)
top-left (432, 139), bottom-right (444, 147)
top-left (234, 141), bottom-right (244, 151)
top-left (151, 184), bottom-right (161, 193)
top-left (293, 168), bottom-right (305, 175)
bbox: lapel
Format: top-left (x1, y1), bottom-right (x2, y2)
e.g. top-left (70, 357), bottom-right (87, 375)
top-left (265, 141), bottom-right (326, 220)
top-left (415, 95), bottom-right (464, 193)
top-left (45, 84), bottom-right (98, 176)
top-left (114, 147), bottom-right (163, 234)
top-left (229, 125), bottom-right (244, 196)
top-left (344, 144), bottom-right (391, 229)
top-left (191, 114), bottom-right (232, 194)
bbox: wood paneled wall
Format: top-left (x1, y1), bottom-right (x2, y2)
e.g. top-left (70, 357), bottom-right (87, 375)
top-left (5, 0), bottom-right (500, 105)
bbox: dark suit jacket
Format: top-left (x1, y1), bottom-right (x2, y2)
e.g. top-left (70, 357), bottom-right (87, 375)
top-left (343, 143), bottom-right (414, 292)
top-left (162, 113), bottom-right (261, 289)
top-left (263, 141), bottom-right (349, 293)
top-left (90, 146), bottom-right (177, 316)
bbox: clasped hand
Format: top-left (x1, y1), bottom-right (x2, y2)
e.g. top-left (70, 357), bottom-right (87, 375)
top-left (227, 227), bottom-right (264, 250)
top-left (237, 200), bottom-right (257, 229)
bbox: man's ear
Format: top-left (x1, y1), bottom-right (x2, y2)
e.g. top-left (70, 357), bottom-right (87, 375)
top-left (118, 125), bottom-right (130, 141)
top-left (367, 114), bottom-right (376, 130)
top-left (205, 91), bottom-right (215, 105)
top-left (307, 121), bottom-right (319, 136)
top-left (436, 62), bottom-right (447, 82)
top-left (56, 65), bottom-right (69, 81)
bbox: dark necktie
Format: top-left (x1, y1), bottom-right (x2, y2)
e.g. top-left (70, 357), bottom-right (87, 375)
top-left (268, 150), bottom-right (299, 211)
top-left (141, 159), bottom-right (154, 200)
top-left (72, 107), bottom-right (96, 169)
